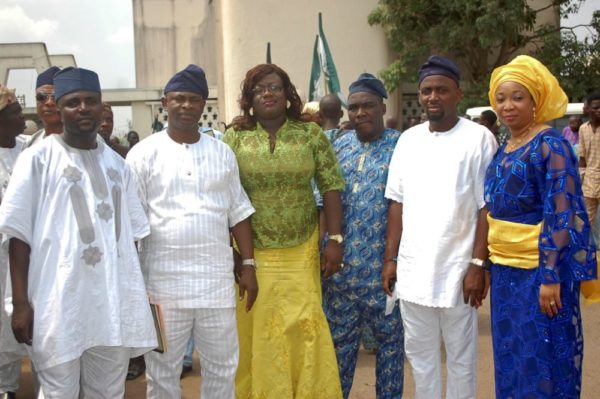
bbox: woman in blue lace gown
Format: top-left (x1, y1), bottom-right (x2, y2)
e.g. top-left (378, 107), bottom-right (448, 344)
top-left (484, 55), bottom-right (597, 398)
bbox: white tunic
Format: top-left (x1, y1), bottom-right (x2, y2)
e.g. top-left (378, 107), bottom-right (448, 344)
top-left (385, 118), bottom-right (497, 307)
top-left (0, 136), bottom-right (28, 366)
top-left (0, 135), bottom-right (157, 371)
top-left (126, 130), bottom-right (255, 309)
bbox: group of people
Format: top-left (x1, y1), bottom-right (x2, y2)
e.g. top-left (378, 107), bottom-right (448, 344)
top-left (0, 52), bottom-right (598, 399)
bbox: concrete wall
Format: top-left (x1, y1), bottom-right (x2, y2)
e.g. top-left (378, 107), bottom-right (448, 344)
top-left (133, 0), bottom-right (399, 126)
top-left (133, 0), bottom-right (218, 88)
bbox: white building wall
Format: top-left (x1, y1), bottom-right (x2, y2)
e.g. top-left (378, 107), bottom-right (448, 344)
top-left (134, 0), bottom-right (399, 127)
top-left (215, 0), bottom-right (398, 124)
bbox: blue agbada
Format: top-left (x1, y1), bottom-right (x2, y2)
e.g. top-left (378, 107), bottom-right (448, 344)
top-left (322, 128), bottom-right (404, 399)
top-left (484, 128), bottom-right (596, 398)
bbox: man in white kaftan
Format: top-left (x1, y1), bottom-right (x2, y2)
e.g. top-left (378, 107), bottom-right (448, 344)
top-left (0, 67), bottom-right (157, 399)
top-left (383, 56), bottom-right (497, 399)
top-left (0, 84), bottom-right (28, 398)
top-left (127, 64), bottom-right (257, 399)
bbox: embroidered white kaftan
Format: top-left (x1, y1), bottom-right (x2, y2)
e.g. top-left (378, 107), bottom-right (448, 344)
top-left (0, 135), bottom-right (157, 371)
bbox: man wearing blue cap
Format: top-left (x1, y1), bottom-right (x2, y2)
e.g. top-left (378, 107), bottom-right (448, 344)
top-left (0, 67), bottom-right (157, 398)
top-left (28, 66), bottom-right (63, 147)
top-left (382, 56), bottom-right (497, 398)
top-left (322, 73), bottom-right (404, 399)
top-left (127, 64), bottom-right (256, 399)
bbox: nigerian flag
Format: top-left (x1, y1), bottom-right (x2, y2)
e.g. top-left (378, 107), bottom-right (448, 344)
top-left (308, 13), bottom-right (344, 104)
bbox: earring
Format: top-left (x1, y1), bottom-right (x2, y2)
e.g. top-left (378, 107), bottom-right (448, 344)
top-left (532, 107), bottom-right (536, 121)
top-left (249, 107), bottom-right (254, 116)
top-left (286, 100), bottom-right (291, 108)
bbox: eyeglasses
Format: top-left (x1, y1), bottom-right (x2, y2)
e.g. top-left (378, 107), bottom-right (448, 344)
top-left (251, 84), bottom-right (283, 96)
top-left (36, 92), bottom-right (56, 103)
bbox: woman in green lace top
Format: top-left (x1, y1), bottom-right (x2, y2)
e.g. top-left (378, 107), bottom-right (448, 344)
top-left (224, 64), bottom-right (344, 398)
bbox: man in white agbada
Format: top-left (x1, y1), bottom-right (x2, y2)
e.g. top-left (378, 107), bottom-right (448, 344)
top-left (0, 67), bottom-right (157, 399)
top-left (0, 84), bottom-right (28, 399)
top-left (127, 64), bottom-right (257, 399)
top-left (382, 56), bottom-right (497, 399)
top-left (27, 66), bottom-right (63, 148)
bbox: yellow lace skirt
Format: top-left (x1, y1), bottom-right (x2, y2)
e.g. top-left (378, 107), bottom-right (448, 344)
top-left (236, 227), bottom-right (343, 399)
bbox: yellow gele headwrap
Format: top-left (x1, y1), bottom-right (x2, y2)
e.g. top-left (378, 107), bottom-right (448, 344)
top-left (488, 55), bottom-right (567, 124)
top-left (0, 84), bottom-right (17, 112)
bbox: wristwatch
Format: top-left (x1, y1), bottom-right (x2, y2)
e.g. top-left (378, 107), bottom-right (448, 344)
top-left (241, 258), bottom-right (258, 270)
top-left (470, 257), bottom-right (491, 270)
top-left (469, 257), bottom-right (485, 267)
top-left (329, 234), bottom-right (344, 244)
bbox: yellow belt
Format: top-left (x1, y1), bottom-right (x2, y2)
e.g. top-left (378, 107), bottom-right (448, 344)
top-left (487, 214), bottom-right (541, 269)
top-left (487, 214), bottom-right (600, 304)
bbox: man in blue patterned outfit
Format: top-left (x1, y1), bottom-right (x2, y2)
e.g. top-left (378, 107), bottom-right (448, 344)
top-left (322, 73), bottom-right (403, 399)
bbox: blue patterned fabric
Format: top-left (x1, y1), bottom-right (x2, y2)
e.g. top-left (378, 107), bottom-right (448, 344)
top-left (322, 128), bottom-right (404, 399)
top-left (484, 128), bottom-right (596, 399)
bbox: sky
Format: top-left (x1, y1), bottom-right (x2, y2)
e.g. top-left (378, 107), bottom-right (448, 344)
top-left (1, 0), bottom-right (135, 134)
top-left (0, 0), bottom-right (597, 134)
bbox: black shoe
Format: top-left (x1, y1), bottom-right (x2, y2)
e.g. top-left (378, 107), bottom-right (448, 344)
top-left (180, 364), bottom-right (193, 379)
top-left (126, 357), bottom-right (146, 380)
top-left (0, 392), bottom-right (16, 399)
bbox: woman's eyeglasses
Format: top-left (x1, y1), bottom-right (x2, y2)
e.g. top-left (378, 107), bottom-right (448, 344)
top-left (251, 85), bottom-right (283, 96)
top-left (36, 93), bottom-right (56, 103)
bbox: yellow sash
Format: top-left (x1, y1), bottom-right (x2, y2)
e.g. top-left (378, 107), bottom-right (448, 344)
top-left (487, 214), bottom-right (541, 269)
top-left (487, 214), bottom-right (600, 304)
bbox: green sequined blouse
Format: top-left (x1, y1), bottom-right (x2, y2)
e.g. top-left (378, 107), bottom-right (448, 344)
top-left (224, 119), bottom-right (344, 249)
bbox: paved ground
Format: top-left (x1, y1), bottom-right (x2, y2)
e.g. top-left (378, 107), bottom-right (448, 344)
top-left (16, 299), bottom-right (600, 398)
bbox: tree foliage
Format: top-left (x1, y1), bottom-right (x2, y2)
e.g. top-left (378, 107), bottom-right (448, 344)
top-left (368, 0), bottom-right (596, 108)
top-left (535, 11), bottom-right (599, 102)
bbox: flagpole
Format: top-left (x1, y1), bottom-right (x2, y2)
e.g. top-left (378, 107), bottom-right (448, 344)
top-left (266, 42), bottom-right (272, 64)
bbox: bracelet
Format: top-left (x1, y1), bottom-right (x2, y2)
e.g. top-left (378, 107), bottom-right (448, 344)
top-left (384, 257), bottom-right (398, 263)
top-left (241, 258), bottom-right (258, 270)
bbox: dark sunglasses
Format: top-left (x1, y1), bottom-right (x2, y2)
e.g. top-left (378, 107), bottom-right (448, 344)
top-left (36, 93), bottom-right (56, 103)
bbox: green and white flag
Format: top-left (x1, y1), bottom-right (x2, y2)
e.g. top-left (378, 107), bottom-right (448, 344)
top-left (308, 13), bottom-right (344, 105)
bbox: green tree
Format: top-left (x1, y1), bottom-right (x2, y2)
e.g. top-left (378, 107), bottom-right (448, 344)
top-left (368, 0), bottom-right (595, 109)
top-left (535, 11), bottom-right (599, 102)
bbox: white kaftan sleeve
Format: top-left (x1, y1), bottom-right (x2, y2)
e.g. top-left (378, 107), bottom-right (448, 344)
top-left (385, 134), bottom-right (405, 204)
top-left (471, 129), bottom-right (498, 209)
top-left (0, 150), bottom-right (40, 246)
top-left (226, 149), bottom-right (255, 228)
top-left (123, 165), bottom-right (151, 241)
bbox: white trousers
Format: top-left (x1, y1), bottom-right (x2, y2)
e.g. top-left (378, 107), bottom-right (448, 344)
top-left (36, 346), bottom-right (130, 399)
top-left (0, 360), bottom-right (20, 393)
top-left (145, 307), bottom-right (238, 399)
top-left (400, 300), bottom-right (477, 399)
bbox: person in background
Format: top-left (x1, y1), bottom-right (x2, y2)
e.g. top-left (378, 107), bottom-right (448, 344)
top-left (486, 55), bottom-right (597, 399)
top-left (578, 92), bottom-right (600, 231)
top-left (224, 63), bottom-right (344, 398)
top-left (563, 115), bottom-right (582, 147)
top-left (98, 103), bottom-right (129, 158)
top-left (127, 130), bottom-right (140, 148)
top-left (478, 109), bottom-right (510, 146)
top-left (301, 101), bottom-right (321, 124)
top-left (28, 67), bottom-right (62, 147)
top-left (319, 94), bottom-right (345, 142)
top-left (0, 84), bottom-right (27, 399)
